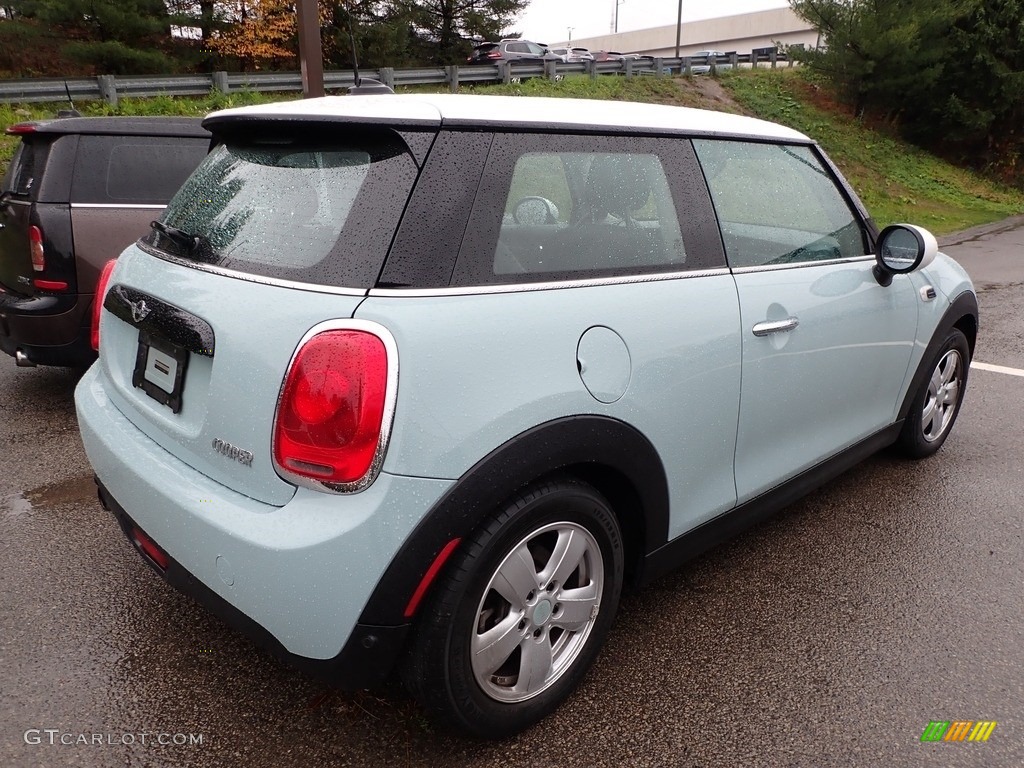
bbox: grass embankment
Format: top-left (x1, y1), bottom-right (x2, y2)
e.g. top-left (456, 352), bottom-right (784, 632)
top-left (720, 70), bottom-right (1024, 233)
top-left (2, 70), bottom-right (1021, 234)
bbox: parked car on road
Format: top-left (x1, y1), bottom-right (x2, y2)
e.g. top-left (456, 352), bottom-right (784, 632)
top-left (467, 39), bottom-right (555, 64)
top-left (690, 50), bottom-right (732, 75)
top-left (0, 116), bottom-right (209, 367)
top-left (593, 50), bottom-right (651, 62)
top-left (76, 93), bottom-right (977, 740)
top-left (546, 46), bottom-right (594, 63)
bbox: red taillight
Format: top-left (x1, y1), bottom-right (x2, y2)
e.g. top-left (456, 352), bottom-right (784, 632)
top-left (91, 259), bottom-right (117, 351)
top-left (32, 279), bottom-right (68, 291)
top-left (487, 51), bottom-right (502, 59)
top-left (274, 328), bottom-right (391, 486)
top-left (28, 225), bottom-right (45, 271)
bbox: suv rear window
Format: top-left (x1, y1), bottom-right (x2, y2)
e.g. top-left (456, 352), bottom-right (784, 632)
top-left (143, 130), bottom-right (418, 289)
top-left (71, 135), bottom-right (210, 205)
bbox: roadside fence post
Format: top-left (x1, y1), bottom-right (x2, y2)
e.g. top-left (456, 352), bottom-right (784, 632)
top-left (97, 75), bottom-right (118, 108)
top-left (445, 65), bottom-right (459, 92)
top-left (213, 71), bottom-right (230, 94)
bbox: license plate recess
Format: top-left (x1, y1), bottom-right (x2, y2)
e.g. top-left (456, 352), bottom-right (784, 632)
top-left (132, 331), bottom-right (189, 413)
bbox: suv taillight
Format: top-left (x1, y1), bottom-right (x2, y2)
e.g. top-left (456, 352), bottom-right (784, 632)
top-left (273, 326), bottom-right (395, 489)
top-left (487, 51), bottom-right (502, 59)
top-left (28, 225), bottom-right (45, 271)
top-left (91, 260), bottom-right (117, 351)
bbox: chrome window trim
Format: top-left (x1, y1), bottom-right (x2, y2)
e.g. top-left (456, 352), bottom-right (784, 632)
top-left (141, 246), bottom-right (370, 297)
top-left (272, 318), bottom-right (399, 495)
top-left (730, 255), bottom-right (874, 274)
top-left (369, 268), bottom-right (731, 298)
top-left (71, 203), bottom-right (167, 210)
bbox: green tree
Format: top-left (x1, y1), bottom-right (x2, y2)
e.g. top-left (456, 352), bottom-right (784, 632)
top-left (790, 0), bottom-right (1024, 177)
top-left (396, 0), bottom-right (529, 63)
top-left (9, 0), bottom-right (170, 42)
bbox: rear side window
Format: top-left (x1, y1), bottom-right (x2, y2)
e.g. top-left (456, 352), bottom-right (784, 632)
top-left (144, 130), bottom-right (417, 289)
top-left (3, 139), bottom-right (48, 198)
top-left (452, 132), bottom-right (718, 287)
top-left (493, 151), bottom-right (685, 275)
top-left (693, 140), bottom-right (868, 268)
top-left (71, 135), bottom-right (209, 205)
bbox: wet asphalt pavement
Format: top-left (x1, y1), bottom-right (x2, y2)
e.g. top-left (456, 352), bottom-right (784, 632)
top-left (1, 219), bottom-right (1022, 768)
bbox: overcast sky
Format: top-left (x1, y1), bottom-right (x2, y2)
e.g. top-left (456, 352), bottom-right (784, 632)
top-left (517, 0), bottom-right (790, 45)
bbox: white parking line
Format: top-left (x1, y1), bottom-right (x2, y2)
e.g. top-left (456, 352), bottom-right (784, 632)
top-left (971, 361), bottom-right (1024, 378)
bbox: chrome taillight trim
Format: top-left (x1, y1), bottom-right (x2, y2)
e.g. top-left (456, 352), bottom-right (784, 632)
top-left (272, 318), bottom-right (399, 495)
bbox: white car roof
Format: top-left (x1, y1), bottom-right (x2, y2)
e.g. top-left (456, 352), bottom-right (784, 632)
top-left (205, 93), bottom-right (809, 143)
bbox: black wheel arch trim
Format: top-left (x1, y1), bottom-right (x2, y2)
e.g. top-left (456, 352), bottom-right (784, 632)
top-left (357, 415), bottom-right (670, 627)
top-left (897, 290), bottom-right (978, 423)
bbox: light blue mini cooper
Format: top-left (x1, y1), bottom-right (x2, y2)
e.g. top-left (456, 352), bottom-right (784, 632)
top-left (75, 94), bottom-right (977, 738)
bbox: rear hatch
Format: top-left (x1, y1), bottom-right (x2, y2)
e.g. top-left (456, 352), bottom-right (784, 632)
top-left (96, 120), bottom-right (426, 505)
top-left (0, 131), bottom-right (53, 294)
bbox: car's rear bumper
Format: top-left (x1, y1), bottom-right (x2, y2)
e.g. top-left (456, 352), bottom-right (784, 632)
top-left (0, 289), bottom-right (93, 366)
top-left (95, 478), bottom-right (413, 690)
top-left (75, 364), bottom-right (454, 688)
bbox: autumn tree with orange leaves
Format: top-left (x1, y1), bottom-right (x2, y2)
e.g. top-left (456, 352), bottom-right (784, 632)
top-left (206, 0), bottom-right (302, 69)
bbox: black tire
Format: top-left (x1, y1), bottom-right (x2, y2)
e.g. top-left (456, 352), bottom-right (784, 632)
top-left (896, 328), bottom-right (970, 458)
top-left (403, 478), bottom-right (624, 739)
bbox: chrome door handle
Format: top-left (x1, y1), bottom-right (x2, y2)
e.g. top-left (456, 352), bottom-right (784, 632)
top-left (752, 317), bottom-right (799, 337)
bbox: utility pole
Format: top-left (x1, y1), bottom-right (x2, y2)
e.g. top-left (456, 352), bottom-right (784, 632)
top-left (675, 0), bottom-right (683, 58)
top-left (568, 26), bottom-right (574, 42)
top-left (613, 0), bottom-right (625, 34)
top-left (296, 0), bottom-right (325, 98)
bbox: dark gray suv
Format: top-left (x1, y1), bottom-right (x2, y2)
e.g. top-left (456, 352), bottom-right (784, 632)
top-left (0, 116), bottom-right (209, 367)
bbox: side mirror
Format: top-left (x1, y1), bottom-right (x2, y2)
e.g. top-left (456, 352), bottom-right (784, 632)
top-left (872, 224), bottom-right (938, 286)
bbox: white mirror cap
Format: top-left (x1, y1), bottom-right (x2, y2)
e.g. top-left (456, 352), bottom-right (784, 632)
top-left (901, 224), bottom-right (938, 269)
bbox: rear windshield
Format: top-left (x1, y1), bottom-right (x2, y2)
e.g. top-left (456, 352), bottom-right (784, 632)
top-left (142, 130), bottom-right (417, 289)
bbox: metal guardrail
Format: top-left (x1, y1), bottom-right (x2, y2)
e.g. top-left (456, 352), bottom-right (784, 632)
top-left (0, 52), bottom-right (788, 105)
